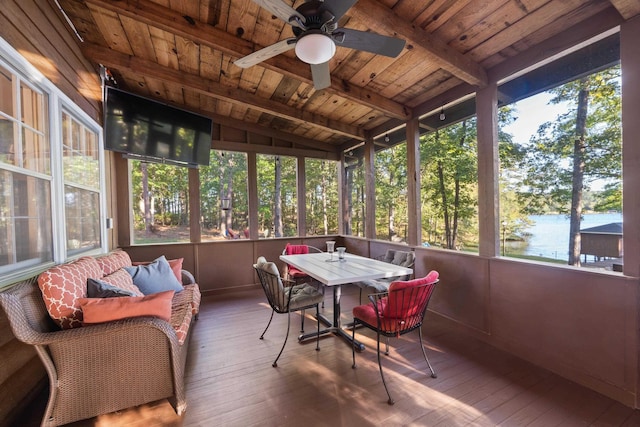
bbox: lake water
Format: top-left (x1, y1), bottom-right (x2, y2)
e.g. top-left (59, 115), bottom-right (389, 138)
top-left (508, 213), bottom-right (622, 261)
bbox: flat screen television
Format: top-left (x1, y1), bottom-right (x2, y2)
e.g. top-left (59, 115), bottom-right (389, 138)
top-left (103, 86), bottom-right (212, 167)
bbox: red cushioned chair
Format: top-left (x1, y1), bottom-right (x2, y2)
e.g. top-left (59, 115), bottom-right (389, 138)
top-left (351, 271), bottom-right (440, 405)
top-left (282, 243), bottom-right (325, 307)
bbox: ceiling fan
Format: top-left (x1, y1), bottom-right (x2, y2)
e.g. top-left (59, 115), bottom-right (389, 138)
top-left (234, 0), bottom-right (406, 90)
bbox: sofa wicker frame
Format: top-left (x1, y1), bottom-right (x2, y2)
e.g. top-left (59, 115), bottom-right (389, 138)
top-left (0, 272), bottom-right (196, 426)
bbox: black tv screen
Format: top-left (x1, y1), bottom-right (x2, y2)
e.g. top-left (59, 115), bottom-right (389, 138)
top-left (104, 86), bottom-right (212, 166)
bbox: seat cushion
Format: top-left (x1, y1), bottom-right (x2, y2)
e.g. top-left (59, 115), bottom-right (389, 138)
top-left (353, 298), bottom-right (408, 333)
top-left (286, 284), bottom-right (324, 310)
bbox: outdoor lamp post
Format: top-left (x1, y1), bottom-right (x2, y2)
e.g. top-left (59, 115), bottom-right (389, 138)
top-left (501, 221), bottom-right (507, 256)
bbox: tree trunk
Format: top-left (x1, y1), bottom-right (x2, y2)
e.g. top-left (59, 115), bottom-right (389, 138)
top-left (274, 156), bottom-right (283, 237)
top-left (568, 77), bottom-right (589, 266)
top-left (321, 166), bottom-right (329, 234)
top-left (141, 162), bottom-right (153, 236)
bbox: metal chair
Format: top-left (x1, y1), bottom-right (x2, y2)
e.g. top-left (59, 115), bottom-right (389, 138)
top-left (282, 243), bottom-right (325, 307)
top-left (353, 249), bottom-right (415, 304)
top-left (254, 257), bottom-right (324, 367)
top-left (351, 271), bottom-right (440, 405)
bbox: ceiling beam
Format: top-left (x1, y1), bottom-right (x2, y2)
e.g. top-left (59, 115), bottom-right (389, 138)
top-left (349, 0), bottom-right (488, 88)
top-left (82, 43), bottom-right (364, 139)
top-left (80, 0), bottom-right (410, 120)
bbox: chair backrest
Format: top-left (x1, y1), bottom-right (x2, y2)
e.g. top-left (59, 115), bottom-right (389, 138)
top-left (283, 243), bottom-right (309, 255)
top-left (381, 249), bottom-right (415, 281)
top-left (383, 271), bottom-right (439, 323)
top-left (254, 257), bottom-right (289, 313)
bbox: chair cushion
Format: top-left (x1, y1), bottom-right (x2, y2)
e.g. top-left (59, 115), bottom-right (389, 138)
top-left (285, 243), bottom-right (309, 255)
top-left (124, 256), bottom-right (184, 295)
top-left (353, 298), bottom-right (406, 332)
top-left (384, 271), bottom-right (439, 319)
top-left (287, 284), bottom-right (324, 310)
top-left (79, 290), bottom-right (174, 324)
top-left (38, 256), bottom-right (102, 329)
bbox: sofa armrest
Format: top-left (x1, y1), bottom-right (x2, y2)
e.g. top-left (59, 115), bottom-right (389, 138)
top-left (181, 269), bottom-right (196, 285)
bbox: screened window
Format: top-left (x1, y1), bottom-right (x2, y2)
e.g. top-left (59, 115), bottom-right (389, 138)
top-left (420, 117), bottom-right (479, 252)
top-left (344, 156), bottom-right (365, 237)
top-left (130, 160), bottom-right (190, 244)
top-left (200, 150), bottom-right (249, 241)
top-left (257, 154), bottom-right (297, 238)
top-left (499, 65), bottom-right (622, 268)
top-left (375, 144), bottom-right (408, 242)
top-left (305, 158), bottom-right (338, 236)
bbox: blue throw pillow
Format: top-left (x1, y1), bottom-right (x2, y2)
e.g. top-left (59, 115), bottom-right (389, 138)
top-left (87, 278), bottom-right (136, 298)
top-left (124, 255), bottom-right (184, 295)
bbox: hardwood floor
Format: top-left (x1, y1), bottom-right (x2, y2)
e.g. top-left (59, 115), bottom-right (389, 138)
top-left (15, 286), bottom-right (640, 426)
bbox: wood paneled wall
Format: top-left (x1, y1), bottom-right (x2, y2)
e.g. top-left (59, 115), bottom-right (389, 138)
top-left (0, 1), bottom-right (102, 426)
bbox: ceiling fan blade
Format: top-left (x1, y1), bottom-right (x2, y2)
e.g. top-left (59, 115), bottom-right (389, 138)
top-left (234, 38), bottom-right (296, 68)
top-left (252, 0), bottom-right (306, 28)
top-left (310, 62), bottom-right (331, 90)
top-left (320, 0), bottom-right (358, 21)
top-left (335, 28), bottom-right (405, 57)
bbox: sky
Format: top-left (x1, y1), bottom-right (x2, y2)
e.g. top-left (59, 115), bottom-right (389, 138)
top-left (502, 91), bottom-right (569, 145)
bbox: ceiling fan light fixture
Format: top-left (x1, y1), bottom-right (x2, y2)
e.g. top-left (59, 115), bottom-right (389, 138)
top-left (295, 33), bottom-right (336, 64)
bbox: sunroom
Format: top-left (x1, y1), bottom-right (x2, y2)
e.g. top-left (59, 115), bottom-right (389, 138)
top-left (2, 0), bottom-right (640, 425)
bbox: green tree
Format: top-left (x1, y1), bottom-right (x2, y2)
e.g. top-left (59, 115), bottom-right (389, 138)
top-left (519, 66), bottom-right (621, 265)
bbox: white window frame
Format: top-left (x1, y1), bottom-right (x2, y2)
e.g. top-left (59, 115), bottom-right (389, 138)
top-left (0, 36), bottom-right (106, 288)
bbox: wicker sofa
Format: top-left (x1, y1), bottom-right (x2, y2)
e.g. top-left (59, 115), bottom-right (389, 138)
top-left (0, 250), bottom-right (201, 426)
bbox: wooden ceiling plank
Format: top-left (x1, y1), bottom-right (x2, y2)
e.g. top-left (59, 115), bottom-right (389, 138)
top-left (56, 0), bottom-right (107, 45)
top-left (609, 0), bottom-right (640, 19)
top-left (420, 0), bottom-right (473, 33)
top-left (349, 0), bottom-right (488, 87)
top-left (119, 14), bottom-right (156, 61)
top-left (81, 0), bottom-right (408, 120)
top-left (84, 3), bottom-right (133, 55)
top-left (467, 0), bottom-right (600, 63)
top-left (148, 27), bottom-right (178, 70)
top-left (430, 0), bottom-right (510, 46)
top-left (175, 34), bottom-right (201, 75)
top-left (446, 0), bottom-right (547, 54)
top-left (81, 42), bottom-right (364, 139)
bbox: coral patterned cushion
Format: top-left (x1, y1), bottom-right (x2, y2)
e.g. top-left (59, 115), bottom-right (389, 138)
top-left (95, 250), bottom-right (132, 276)
top-left (100, 269), bottom-right (143, 296)
top-left (38, 256), bottom-right (102, 329)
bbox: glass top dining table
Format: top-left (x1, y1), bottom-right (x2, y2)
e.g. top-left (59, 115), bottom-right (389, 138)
top-left (279, 251), bottom-right (413, 350)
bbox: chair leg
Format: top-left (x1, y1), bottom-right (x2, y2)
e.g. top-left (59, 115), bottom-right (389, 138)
top-left (418, 328), bottom-right (437, 378)
top-left (376, 330), bottom-right (394, 405)
top-left (315, 304), bottom-right (320, 352)
top-left (260, 309), bottom-right (275, 339)
top-left (351, 320), bottom-right (357, 369)
top-left (272, 311), bottom-right (291, 368)
top-left (300, 309), bottom-right (305, 333)
top-left (385, 337), bottom-right (390, 355)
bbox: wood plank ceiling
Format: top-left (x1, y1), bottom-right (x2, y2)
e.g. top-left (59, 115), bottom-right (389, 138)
top-left (55, 0), bottom-right (640, 157)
